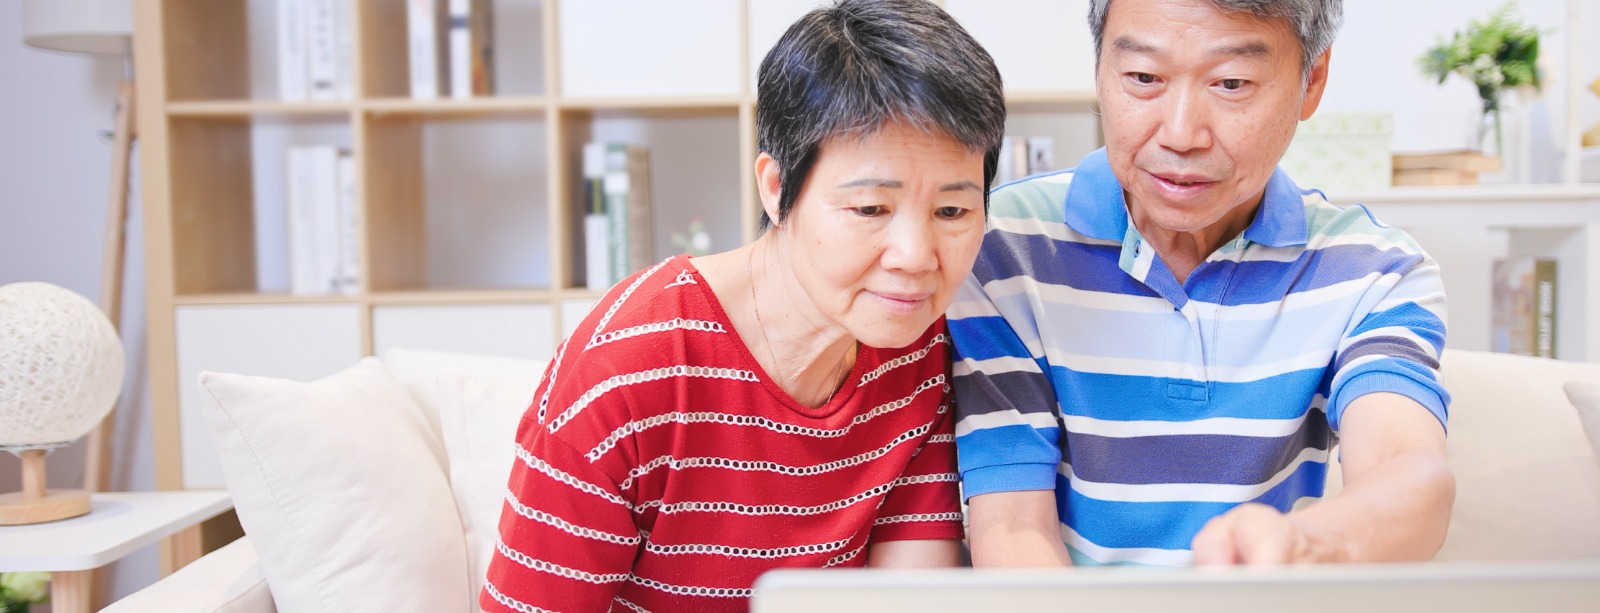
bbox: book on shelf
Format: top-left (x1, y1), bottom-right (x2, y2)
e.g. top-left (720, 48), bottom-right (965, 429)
top-left (1392, 150), bottom-right (1502, 173)
top-left (583, 142), bottom-right (653, 287)
top-left (1025, 136), bottom-right (1055, 176)
top-left (286, 145), bottom-right (360, 295)
top-left (449, 0), bottom-right (495, 99)
top-left (1391, 168), bottom-right (1480, 186)
top-left (1491, 256), bottom-right (1557, 359)
top-left (277, 0), bottom-right (308, 101)
top-left (277, 0), bottom-right (353, 101)
top-left (581, 143), bottom-right (611, 291)
top-left (409, 0), bottom-right (450, 99)
top-left (993, 135), bottom-right (1060, 185)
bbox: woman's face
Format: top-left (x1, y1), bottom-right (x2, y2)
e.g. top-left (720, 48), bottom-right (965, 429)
top-left (759, 121), bottom-right (987, 349)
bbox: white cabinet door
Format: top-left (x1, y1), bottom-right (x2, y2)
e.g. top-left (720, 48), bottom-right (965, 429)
top-left (372, 304), bottom-right (556, 361)
top-left (176, 304), bottom-right (363, 488)
top-left (559, 0), bottom-right (742, 98)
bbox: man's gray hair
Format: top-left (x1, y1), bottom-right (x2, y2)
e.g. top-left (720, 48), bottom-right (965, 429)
top-left (1088, 0), bottom-right (1343, 81)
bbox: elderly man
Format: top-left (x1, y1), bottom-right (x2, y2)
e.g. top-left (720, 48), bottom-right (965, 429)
top-left (950, 0), bottom-right (1454, 567)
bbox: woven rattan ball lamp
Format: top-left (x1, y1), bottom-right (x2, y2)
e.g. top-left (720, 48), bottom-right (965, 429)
top-left (0, 282), bottom-right (124, 525)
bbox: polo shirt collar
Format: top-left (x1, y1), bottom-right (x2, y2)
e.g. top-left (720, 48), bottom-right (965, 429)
top-left (1062, 148), bottom-right (1309, 249)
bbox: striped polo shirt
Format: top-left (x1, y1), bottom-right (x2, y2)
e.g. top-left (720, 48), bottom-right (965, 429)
top-left (948, 148), bottom-right (1450, 566)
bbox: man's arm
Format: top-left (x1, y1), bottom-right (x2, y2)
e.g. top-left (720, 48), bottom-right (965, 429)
top-left (967, 490), bottom-right (1073, 567)
top-left (1191, 392), bottom-right (1453, 564)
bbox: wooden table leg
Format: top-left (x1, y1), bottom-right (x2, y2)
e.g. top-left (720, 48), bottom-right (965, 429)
top-left (50, 569), bottom-right (93, 613)
top-left (161, 524), bottom-right (205, 574)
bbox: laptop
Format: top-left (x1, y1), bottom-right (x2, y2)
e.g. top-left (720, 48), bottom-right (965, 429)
top-left (751, 561), bottom-right (1600, 612)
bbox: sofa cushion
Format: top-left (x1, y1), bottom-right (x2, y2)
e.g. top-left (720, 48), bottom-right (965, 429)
top-left (198, 358), bottom-right (471, 612)
top-left (102, 536), bottom-right (276, 613)
top-left (1564, 380), bottom-right (1600, 455)
top-left (438, 369), bottom-right (543, 605)
top-left (1432, 350), bottom-right (1600, 560)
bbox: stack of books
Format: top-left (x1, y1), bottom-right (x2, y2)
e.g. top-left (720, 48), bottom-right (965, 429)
top-left (408, 0), bottom-right (496, 99)
top-left (582, 142), bottom-right (653, 291)
top-left (993, 136), bottom-right (1056, 186)
top-left (1391, 150), bottom-right (1501, 186)
top-left (277, 0), bottom-right (352, 101)
top-left (1492, 257), bottom-right (1558, 359)
top-left (286, 145), bottom-right (360, 296)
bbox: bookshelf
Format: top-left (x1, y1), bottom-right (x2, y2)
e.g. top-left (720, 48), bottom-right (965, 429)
top-left (131, 0), bottom-right (1102, 566)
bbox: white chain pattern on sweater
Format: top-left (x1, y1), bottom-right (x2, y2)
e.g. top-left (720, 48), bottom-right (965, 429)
top-left (629, 575), bottom-right (752, 598)
top-left (873, 511), bottom-right (964, 526)
top-left (496, 541), bottom-right (630, 584)
top-left (482, 581), bottom-right (559, 613)
top-left (515, 444), bottom-right (631, 508)
top-left (643, 536), bottom-right (852, 559)
top-left (859, 334), bottom-right (947, 385)
top-left (504, 488), bottom-right (640, 546)
top-left (587, 318), bottom-right (726, 350)
top-left (617, 420), bottom-right (934, 490)
top-left (548, 365), bottom-right (760, 433)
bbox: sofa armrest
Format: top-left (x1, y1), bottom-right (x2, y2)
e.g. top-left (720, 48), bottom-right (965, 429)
top-left (103, 536), bottom-right (275, 613)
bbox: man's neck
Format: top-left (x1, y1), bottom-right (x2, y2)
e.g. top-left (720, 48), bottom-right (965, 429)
top-left (1128, 197), bottom-right (1260, 285)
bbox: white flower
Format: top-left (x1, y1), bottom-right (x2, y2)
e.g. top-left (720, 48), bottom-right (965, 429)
top-left (1, 572), bottom-right (49, 604)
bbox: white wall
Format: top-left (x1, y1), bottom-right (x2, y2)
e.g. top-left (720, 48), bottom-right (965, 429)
top-left (0, 6), bottom-right (159, 604)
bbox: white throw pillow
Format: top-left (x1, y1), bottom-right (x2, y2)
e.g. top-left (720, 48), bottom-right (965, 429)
top-left (383, 347), bottom-right (543, 469)
top-left (198, 358), bottom-right (471, 612)
top-left (437, 371), bottom-right (543, 607)
top-left (1564, 379), bottom-right (1600, 456)
top-left (1432, 350), bottom-right (1600, 561)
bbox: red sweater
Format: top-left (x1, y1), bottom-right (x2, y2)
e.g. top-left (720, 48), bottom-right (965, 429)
top-left (482, 255), bottom-right (962, 612)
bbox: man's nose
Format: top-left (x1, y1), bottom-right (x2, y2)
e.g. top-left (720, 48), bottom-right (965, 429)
top-left (1156, 86), bottom-right (1213, 153)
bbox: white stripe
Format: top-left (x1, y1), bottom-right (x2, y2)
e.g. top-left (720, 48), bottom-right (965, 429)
top-left (874, 512), bottom-right (963, 526)
top-left (823, 543), bottom-right (867, 567)
top-left (588, 258), bottom-right (672, 342)
top-left (618, 419), bottom-right (935, 489)
top-left (613, 596), bottom-right (651, 613)
top-left (638, 474), bottom-right (933, 517)
top-left (587, 318), bottom-right (726, 350)
top-left (585, 375), bottom-right (944, 461)
top-left (978, 275), bottom-right (1174, 315)
top-left (953, 355), bottom-right (1043, 377)
top-left (495, 540), bottom-right (630, 584)
top-left (926, 433), bottom-right (954, 444)
top-left (515, 444), bottom-right (631, 508)
top-left (860, 334), bottom-right (946, 385)
top-left (483, 581), bottom-right (559, 613)
top-left (504, 488), bottom-right (640, 546)
top-left (629, 575), bottom-right (751, 598)
top-left (954, 410), bottom-right (1058, 437)
top-left (988, 215), bottom-right (1115, 246)
top-left (1060, 446), bottom-right (1331, 503)
top-left (1061, 524), bottom-right (1194, 567)
top-left (1059, 412), bottom-right (1313, 438)
top-left (1038, 347), bottom-right (1334, 383)
top-left (548, 365), bottom-right (760, 433)
top-left (644, 536), bottom-right (851, 559)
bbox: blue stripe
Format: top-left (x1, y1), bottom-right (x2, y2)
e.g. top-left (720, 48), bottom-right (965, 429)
top-left (1064, 410), bottom-right (1329, 485)
top-left (971, 231), bottom-right (1154, 298)
top-left (1186, 244), bottom-right (1423, 306)
top-left (1061, 461), bottom-right (1328, 554)
top-left (954, 424), bottom-right (1062, 475)
top-left (949, 315), bottom-right (1036, 362)
top-left (1051, 366), bottom-right (1327, 421)
top-left (1350, 302), bottom-right (1447, 353)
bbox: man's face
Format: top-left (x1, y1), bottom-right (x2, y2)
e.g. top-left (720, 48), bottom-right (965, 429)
top-left (1096, 0), bottom-right (1329, 237)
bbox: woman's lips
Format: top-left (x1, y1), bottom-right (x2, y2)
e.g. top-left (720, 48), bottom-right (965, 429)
top-left (869, 291), bottom-right (931, 315)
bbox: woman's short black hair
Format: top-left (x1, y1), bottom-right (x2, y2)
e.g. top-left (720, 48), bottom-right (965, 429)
top-left (756, 0), bottom-right (1007, 228)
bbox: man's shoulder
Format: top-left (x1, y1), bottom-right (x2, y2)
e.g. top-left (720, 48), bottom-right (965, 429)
top-left (1294, 189), bottom-right (1430, 258)
top-left (987, 170), bottom-right (1077, 224)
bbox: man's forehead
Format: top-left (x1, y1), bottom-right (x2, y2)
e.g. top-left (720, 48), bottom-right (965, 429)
top-left (1102, 0), bottom-right (1299, 61)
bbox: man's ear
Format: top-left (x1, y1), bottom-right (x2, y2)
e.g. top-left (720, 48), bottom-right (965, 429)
top-left (1300, 48), bottom-right (1332, 121)
top-left (755, 151), bottom-right (783, 226)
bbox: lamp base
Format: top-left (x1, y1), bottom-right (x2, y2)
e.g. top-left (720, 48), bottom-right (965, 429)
top-left (0, 488), bottom-right (92, 525)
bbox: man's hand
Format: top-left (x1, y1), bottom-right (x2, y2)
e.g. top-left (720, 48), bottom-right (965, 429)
top-left (1191, 503), bottom-right (1336, 566)
top-left (1192, 392), bottom-right (1453, 566)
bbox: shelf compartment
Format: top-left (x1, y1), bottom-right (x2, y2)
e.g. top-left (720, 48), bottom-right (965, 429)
top-left (362, 114), bottom-right (552, 292)
top-left (167, 100), bottom-right (356, 118)
top-left (555, 108), bottom-right (743, 291)
top-left (357, 0), bottom-right (548, 100)
top-left (372, 303), bottom-right (557, 361)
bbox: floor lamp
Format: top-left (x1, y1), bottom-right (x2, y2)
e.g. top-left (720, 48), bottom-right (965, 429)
top-left (22, 0), bottom-right (135, 496)
top-left (22, 1), bottom-right (135, 609)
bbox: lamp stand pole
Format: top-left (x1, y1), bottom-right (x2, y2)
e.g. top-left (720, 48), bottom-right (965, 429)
top-left (0, 447), bottom-right (91, 525)
top-left (83, 80), bottom-right (135, 496)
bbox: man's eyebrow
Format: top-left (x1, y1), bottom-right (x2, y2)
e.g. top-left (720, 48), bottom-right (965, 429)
top-left (1209, 40), bottom-right (1272, 59)
top-left (1110, 36), bottom-right (1157, 56)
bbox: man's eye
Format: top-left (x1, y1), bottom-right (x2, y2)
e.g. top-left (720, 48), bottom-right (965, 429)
top-left (853, 205), bottom-right (886, 217)
top-left (1130, 72), bottom-right (1157, 84)
top-left (1220, 78), bottom-right (1246, 90)
top-left (937, 207), bottom-right (969, 220)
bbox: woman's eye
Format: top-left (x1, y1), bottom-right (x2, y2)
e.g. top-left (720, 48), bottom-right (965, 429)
top-left (853, 205), bottom-right (886, 217)
top-left (937, 207), bottom-right (969, 220)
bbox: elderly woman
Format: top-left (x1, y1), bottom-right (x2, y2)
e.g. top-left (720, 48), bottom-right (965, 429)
top-left (482, 1), bottom-right (1005, 610)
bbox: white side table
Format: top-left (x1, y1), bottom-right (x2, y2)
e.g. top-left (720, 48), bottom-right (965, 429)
top-left (0, 490), bottom-right (232, 613)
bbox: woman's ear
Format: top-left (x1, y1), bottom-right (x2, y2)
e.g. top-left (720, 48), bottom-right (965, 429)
top-left (755, 152), bottom-right (783, 227)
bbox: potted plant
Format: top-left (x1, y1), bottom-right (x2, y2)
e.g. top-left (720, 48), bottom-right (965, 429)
top-left (0, 573), bottom-right (48, 613)
top-left (1418, 1), bottom-right (1543, 156)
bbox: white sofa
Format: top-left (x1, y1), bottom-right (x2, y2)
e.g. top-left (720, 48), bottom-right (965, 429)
top-left (105, 348), bottom-right (1600, 612)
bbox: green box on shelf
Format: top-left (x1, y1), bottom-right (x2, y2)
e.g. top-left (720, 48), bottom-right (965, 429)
top-left (1279, 111), bottom-right (1393, 191)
